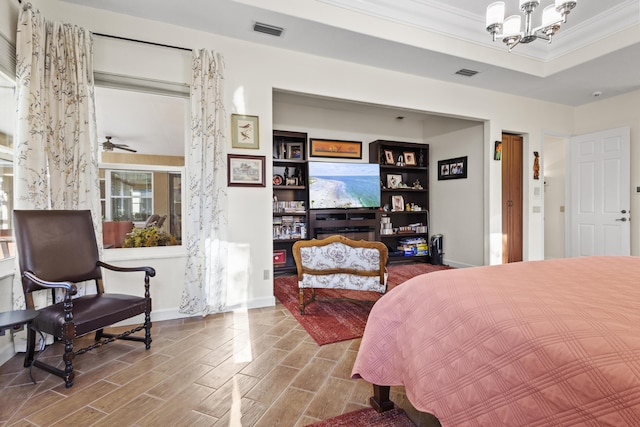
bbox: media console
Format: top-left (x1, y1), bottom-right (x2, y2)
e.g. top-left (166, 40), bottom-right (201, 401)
top-left (309, 209), bottom-right (378, 241)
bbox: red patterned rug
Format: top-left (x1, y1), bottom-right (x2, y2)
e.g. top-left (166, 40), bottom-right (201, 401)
top-left (274, 262), bottom-right (452, 345)
top-left (305, 407), bottom-right (415, 426)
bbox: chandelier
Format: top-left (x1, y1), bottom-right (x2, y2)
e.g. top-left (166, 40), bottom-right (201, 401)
top-left (486, 1), bottom-right (577, 51)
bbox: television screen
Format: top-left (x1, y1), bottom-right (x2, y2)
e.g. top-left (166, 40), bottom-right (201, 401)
top-left (308, 161), bottom-right (380, 209)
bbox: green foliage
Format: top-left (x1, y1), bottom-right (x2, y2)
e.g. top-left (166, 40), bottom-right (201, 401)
top-left (123, 225), bottom-right (177, 248)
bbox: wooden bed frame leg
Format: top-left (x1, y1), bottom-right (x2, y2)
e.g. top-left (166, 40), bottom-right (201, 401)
top-left (370, 384), bottom-right (394, 412)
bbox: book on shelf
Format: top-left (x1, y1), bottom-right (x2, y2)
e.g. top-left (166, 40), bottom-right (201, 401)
top-left (273, 200), bottom-right (305, 213)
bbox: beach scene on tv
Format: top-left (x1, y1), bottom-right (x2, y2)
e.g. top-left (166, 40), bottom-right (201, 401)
top-left (308, 161), bottom-right (380, 209)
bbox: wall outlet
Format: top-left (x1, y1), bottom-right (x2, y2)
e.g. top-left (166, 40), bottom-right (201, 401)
top-left (560, 205), bottom-right (565, 212)
top-left (263, 269), bottom-right (270, 280)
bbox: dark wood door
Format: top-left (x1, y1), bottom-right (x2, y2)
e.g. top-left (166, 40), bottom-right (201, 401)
top-left (501, 133), bottom-right (523, 263)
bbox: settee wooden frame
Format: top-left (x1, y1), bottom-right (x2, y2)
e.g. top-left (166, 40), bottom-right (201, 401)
top-left (292, 235), bottom-right (388, 314)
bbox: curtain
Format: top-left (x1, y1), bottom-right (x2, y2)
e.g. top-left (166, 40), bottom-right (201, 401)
top-left (12, 5), bottom-right (99, 349)
top-left (180, 49), bottom-right (229, 316)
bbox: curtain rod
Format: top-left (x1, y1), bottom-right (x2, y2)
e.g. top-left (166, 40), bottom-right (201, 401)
top-left (93, 32), bottom-right (192, 52)
top-left (14, 0), bottom-right (192, 52)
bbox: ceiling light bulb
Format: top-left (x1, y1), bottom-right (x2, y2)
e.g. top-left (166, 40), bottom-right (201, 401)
top-left (542, 4), bottom-right (562, 27)
top-left (503, 15), bottom-right (522, 37)
top-left (486, 1), bottom-right (505, 27)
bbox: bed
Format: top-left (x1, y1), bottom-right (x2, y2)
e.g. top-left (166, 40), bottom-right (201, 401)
top-left (351, 256), bottom-right (640, 426)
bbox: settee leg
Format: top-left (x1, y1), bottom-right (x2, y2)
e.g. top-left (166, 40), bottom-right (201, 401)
top-left (370, 384), bottom-right (394, 412)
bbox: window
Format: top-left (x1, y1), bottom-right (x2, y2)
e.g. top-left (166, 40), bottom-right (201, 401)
top-left (106, 170), bottom-right (153, 223)
top-left (94, 83), bottom-right (187, 248)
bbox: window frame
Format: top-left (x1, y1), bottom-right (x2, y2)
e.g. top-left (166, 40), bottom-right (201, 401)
top-left (99, 162), bottom-right (185, 248)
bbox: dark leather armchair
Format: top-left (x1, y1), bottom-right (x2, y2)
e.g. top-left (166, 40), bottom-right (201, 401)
top-left (13, 210), bottom-right (156, 388)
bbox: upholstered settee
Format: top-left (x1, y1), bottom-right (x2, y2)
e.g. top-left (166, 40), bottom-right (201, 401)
top-left (292, 235), bottom-right (388, 314)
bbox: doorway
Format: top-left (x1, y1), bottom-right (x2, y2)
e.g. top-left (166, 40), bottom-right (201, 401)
top-left (501, 133), bottom-right (523, 263)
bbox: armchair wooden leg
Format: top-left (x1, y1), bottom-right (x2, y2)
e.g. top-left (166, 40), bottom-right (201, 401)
top-left (299, 288), bottom-right (305, 314)
top-left (144, 308), bottom-right (152, 350)
top-left (63, 339), bottom-right (75, 388)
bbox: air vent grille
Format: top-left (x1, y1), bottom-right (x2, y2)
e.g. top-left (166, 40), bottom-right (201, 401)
top-left (253, 22), bottom-right (284, 37)
top-left (455, 68), bottom-right (479, 77)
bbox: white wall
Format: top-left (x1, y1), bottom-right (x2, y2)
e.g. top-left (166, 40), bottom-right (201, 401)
top-left (3, 1), bottom-right (640, 364)
top-left (425, 119), bottom-right (485, 267)
top-left (543, 135), bottom-right (568, 259)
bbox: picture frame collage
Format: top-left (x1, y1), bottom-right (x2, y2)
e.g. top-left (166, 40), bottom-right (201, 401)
top-left (382, 148), bottom-right (421, 167)
top-left (229, 113), bottom-right (266, 187)
top-left (437, 156), bottom-right (468, 180)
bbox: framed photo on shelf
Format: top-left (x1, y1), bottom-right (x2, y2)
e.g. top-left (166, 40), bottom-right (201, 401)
top-left (437, 156), bottom-right (468, 180)
top-left (286, 142), bottom-right (303, 159)
top-left (227, 154), bottom-right (266, 187)
top-left (404, 152), bottom-right (416, 166)
top-left (231, 114), bottom-right (259, 149)
top-left (391, 195), bottom-right (405, 211)
top-left (387, 174), bottom-right (403, 189)
top-left (309, 138), bottom-right (362, 159)
top-left (384, 149), bottom-right (395, 165)
top-left (273, 250), bottom-right (287, 265)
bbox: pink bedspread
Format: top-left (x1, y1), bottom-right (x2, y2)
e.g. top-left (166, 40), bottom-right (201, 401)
top-left (351, 256), bottom-right (640, 426)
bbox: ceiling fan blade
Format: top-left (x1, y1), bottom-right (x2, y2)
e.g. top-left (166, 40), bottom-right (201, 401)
top-left (116, 146), bottom-right (137, 153)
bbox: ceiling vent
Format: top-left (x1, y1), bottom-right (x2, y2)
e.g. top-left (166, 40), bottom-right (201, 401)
top-left (253, 22), bottom-right (284, 37)
top-left (455, 68), bottom-right (479, 77)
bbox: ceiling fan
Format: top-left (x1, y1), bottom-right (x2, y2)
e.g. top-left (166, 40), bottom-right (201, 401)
top-left (100, 136), bottom-right (137, 153)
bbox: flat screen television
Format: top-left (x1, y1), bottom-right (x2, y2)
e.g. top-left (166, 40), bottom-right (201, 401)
top-left (308, 161), bottom-right (380, 209)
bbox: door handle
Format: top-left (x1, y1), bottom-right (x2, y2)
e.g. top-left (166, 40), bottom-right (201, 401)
top-left (616, 218), bottom-right (627, 222)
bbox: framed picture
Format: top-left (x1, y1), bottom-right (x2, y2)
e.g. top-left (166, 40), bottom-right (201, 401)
top-left (227, 154), bottom-right (266, 187)
top-left (384, 149), bottom-right (394, 165)
top-left (438, 156), bottom-right (468, 180)
top-left (309, 138), bottom-right (362, 159)
top-left (287, 142), bottom-right (303, 159)
top-left (391, 195), bottom-right (404, 212)
top-left (273, 250), bottom-right (286, 265)
top-left (387, 174), bottom-right (403, 189)
top-left (404, 152), bottom-right (416, 166)
top-left (231, 114), bottom-right (259, 149)
top-left (494, 141), bottom-right (502, 161)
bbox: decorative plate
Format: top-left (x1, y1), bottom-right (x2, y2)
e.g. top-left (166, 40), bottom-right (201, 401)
top-left (273, 174), bottom-right (283, 186)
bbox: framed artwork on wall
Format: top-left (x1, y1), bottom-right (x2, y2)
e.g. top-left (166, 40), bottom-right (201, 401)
top-left (437, 156), bottom-right (467, 180)
top-left (309, 138), bottom-right (362, 159)
top-left (231, 114), bottom-right (259, 149)
top-left (227, 154), bottom-right (266, 187)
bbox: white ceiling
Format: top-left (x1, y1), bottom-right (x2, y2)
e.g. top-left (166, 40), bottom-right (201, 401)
top-left (56, 0), bottom-right (640, 155)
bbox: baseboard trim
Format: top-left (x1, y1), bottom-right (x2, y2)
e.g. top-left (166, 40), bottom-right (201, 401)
top-left (0, 341), bottom-right (15, 367)
top-left (116, 296), bottom-right (277, 325)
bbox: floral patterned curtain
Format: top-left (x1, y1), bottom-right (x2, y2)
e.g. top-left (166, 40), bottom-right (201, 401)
top-left (180, 49), bottom-right (229, 315)
top-left (12, 5), bottom-right (99, 349)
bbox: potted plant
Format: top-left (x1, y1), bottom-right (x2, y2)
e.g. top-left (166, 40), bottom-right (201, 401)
top-left (123, 225), bottom-right (177, 248)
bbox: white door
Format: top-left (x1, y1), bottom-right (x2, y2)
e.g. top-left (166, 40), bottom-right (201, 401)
top-left (568, 127), bottom-right (630, 257)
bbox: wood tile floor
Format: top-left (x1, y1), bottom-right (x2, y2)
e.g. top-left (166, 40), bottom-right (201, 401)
top-left (0, 301), bottom-right (436, 427)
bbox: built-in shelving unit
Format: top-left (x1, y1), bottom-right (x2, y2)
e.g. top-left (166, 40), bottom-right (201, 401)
top-left (272, 130), bottom-right (308, 274)
top-left (370, 140), bottom-right (430, 263)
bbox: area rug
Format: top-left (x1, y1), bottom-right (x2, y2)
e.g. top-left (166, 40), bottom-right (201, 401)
top-left (305, 407), bottom-right (415, 426)
top-left (274, 262), bottom-right (451, 345)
